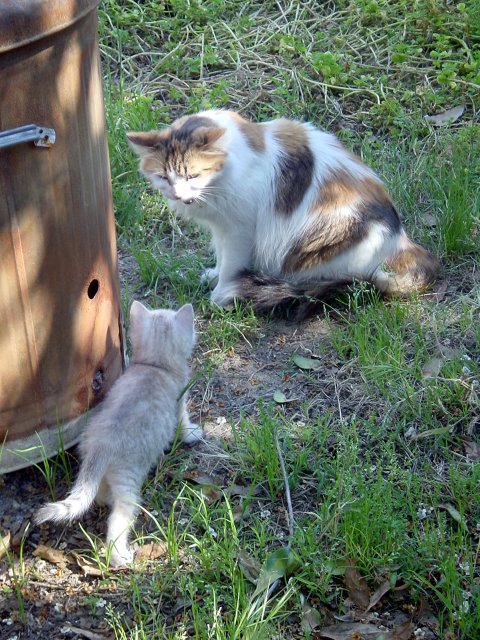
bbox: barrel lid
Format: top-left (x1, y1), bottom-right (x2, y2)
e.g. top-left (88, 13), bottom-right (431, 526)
top-left (0, 0), bottom-right (101, 53)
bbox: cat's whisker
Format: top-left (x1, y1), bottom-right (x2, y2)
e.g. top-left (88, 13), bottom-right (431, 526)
top-left (130, 108), bottom-right (439, 312)
top-left (200, 186), bottom-right (252, 205)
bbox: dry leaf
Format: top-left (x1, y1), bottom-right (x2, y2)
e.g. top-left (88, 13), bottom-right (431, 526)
top-left (301, 600), bottom-right (322, 632)
top-left (11, 520), bottom-right (30, 550)
top-left (423, 213), bottom-right (437, 227)
top-left (0, 531), bottom-right (11, 559)
top-left (182, 470), bottom-right (219, 486)
top-left (253, 547), bottom-right (300, 598)
top-left (422, 343), bottom-right (458, 379)
top-left (232, 502), bottom-right (249, 522)
top-left (172, 596), bottom-right (193, 615)
top-left (366, 579), bottom-right (391, 612)
top-left (33, 544), bottom-right (67, 567)
top-left (228, 483), bottom-right (260, 498)
top-left (182, 470), bottom-right (223, 503)
top-left (425, 104), bottom-right (465, 125)
top-left (462, 437), bottom-right (480, 461)
top-left (319, 622), bottom-right (385, 639)
top-left (409, 427), bottom-right (450, 441)
top-left (135, 542), bottom-right (167, 561)
top-left (273, 390), bottom-right (299, 404)
top-left (292, 353), bottom-right (321, 370)
top-left (404, 426), bottom-right (417, 441)
top-left (69, 551), bottom-right (103, 576)
top-left (429, 280), bottom-right (448, 302)
top-left (390, 620), bottom-right (415, 639)
top-left (436, 344), bottom-right (458, 360)
top-left (237, 548), bottom-right (262, 583)
top-left (199, 485), bottom-right (223, 504)
top-left (345, 563), bottom-right (370, 610)
top-left (61, 625), bottom-right (113, 640)
top-left (438, 503), bottom-right (467, 530)
top-left (421, 356), bottom-right (445, 379)
top-left (324, 559), bottom-right (349, 576)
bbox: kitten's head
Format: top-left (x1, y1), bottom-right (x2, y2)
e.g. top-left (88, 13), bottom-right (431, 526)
top-left (128, 115), bottom-right (227, 205)
top-left (129, 301), bottom-right (196, 367)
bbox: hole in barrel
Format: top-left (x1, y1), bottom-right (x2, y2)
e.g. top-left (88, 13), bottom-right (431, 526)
top-left (87, 279), bottom-right (99, 299)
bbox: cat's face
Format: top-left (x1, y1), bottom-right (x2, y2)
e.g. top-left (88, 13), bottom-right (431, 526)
top-left (129, 301), bottom-right (195, 366)
top-left (128, 116), bottom-right (227, 205)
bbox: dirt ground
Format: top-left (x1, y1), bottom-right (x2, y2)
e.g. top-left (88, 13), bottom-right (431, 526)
top-left (1, 250), bottom-right (357, 640)
top-left (2, 247), bottom-right (476, 640)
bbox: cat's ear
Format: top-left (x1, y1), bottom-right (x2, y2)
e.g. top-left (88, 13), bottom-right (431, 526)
top-left (191, 126), bottom-right (226, 149)
top-left (127, 130), bottom-right (168, 155)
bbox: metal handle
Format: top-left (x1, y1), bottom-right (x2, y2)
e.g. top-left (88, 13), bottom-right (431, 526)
top-left (0, 124), bottom-right (56, 149)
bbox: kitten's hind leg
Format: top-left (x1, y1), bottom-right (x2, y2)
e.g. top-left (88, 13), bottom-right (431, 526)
top-left (105, 478), bottom-right (140, 567)
top-left (95, 478), bottom-right (112, 507)
top-left (179, 397), bottom-right (203, 445)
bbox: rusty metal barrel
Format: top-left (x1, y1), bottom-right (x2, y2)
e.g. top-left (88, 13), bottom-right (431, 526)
top-left (0, 0), bottom-right (124, 472)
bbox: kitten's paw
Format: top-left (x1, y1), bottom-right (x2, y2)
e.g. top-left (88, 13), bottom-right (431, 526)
top-left (181, 422), bottom-right (204, 445)
top-left (109, 546), bottom-right (134, 568)
top-left (200, 267), bottom-right (219, 286)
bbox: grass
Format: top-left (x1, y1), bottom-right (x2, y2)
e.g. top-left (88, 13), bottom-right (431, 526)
top-left (85, 0), bottom-right (480, 634)
top-left (2, 0), bottom-right (478, 638)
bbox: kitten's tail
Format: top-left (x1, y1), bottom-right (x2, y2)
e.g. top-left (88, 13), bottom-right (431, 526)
top-left (35, 452), bottom-right (106, 525)
top-left (230, 270), bottom-right (354, 316)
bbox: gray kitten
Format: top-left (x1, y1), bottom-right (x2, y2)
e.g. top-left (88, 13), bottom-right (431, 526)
top-left (35, 301), bottom-right (202, 567)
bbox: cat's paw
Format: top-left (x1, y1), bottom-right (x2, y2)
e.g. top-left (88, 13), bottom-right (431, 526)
top-left (181, 422), bottom-right (203, 445)
top-left (210, 285), bottom-right (235, 308)
top-left (200, 267), bottom-right (219, 286)
top-left (109, 546), bottom-right (134, 568)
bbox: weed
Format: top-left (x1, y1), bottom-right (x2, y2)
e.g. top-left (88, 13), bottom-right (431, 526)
top-left (2, 524), bottom-right (29, 623)
top-left (12, 430), bottom-right (73, 500)
top-left (22, 0), bottom-right (480, 637)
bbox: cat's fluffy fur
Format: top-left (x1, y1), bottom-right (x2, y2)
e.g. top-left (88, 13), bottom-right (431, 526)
top-left (128, 110), bottom-right (439, 311)
top-left (35, 301), bottom-right (202, 567)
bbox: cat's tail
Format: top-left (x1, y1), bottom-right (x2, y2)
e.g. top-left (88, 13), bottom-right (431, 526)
top-left (377, 234), bottom-right (440, 295)
top-left (35, 452), bottom-right (106, 525)
top-left (228, 270), bottom-right (354, 316)
top-left (229, 234), bottom-right (439, 315)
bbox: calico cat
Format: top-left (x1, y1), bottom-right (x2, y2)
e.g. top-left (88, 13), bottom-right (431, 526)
top-left (128, 110), bottom-right (439, 312)
top-left (35, 301), bottom-right (202, 567)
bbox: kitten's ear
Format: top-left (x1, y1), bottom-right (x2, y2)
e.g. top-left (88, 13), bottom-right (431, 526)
top-left (175, 304), bottom-right (194, 333)
top-left (130, 300), bottom-right (150, 322)
top-left (127, 130), bottom-right (168, 155)
top-left (175, 304), bottom-right (195, 352)
top-left (191, 126), bottom-right (226, 149)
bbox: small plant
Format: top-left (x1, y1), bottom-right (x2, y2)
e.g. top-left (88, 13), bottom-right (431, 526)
top-left (18, 1), bottom-right (480, 637)
top-left (2, 524), bottom-right (29, 623)
top-left (232, 407), bottom-right (284, 501)
top-left (12, 428), bottom-right (74, 500)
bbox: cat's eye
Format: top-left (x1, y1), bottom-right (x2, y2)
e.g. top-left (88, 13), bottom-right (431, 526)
top-left (186, 173), bottom-right (199, 180)
top-left (155, 172), bottom-right (168, 180)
